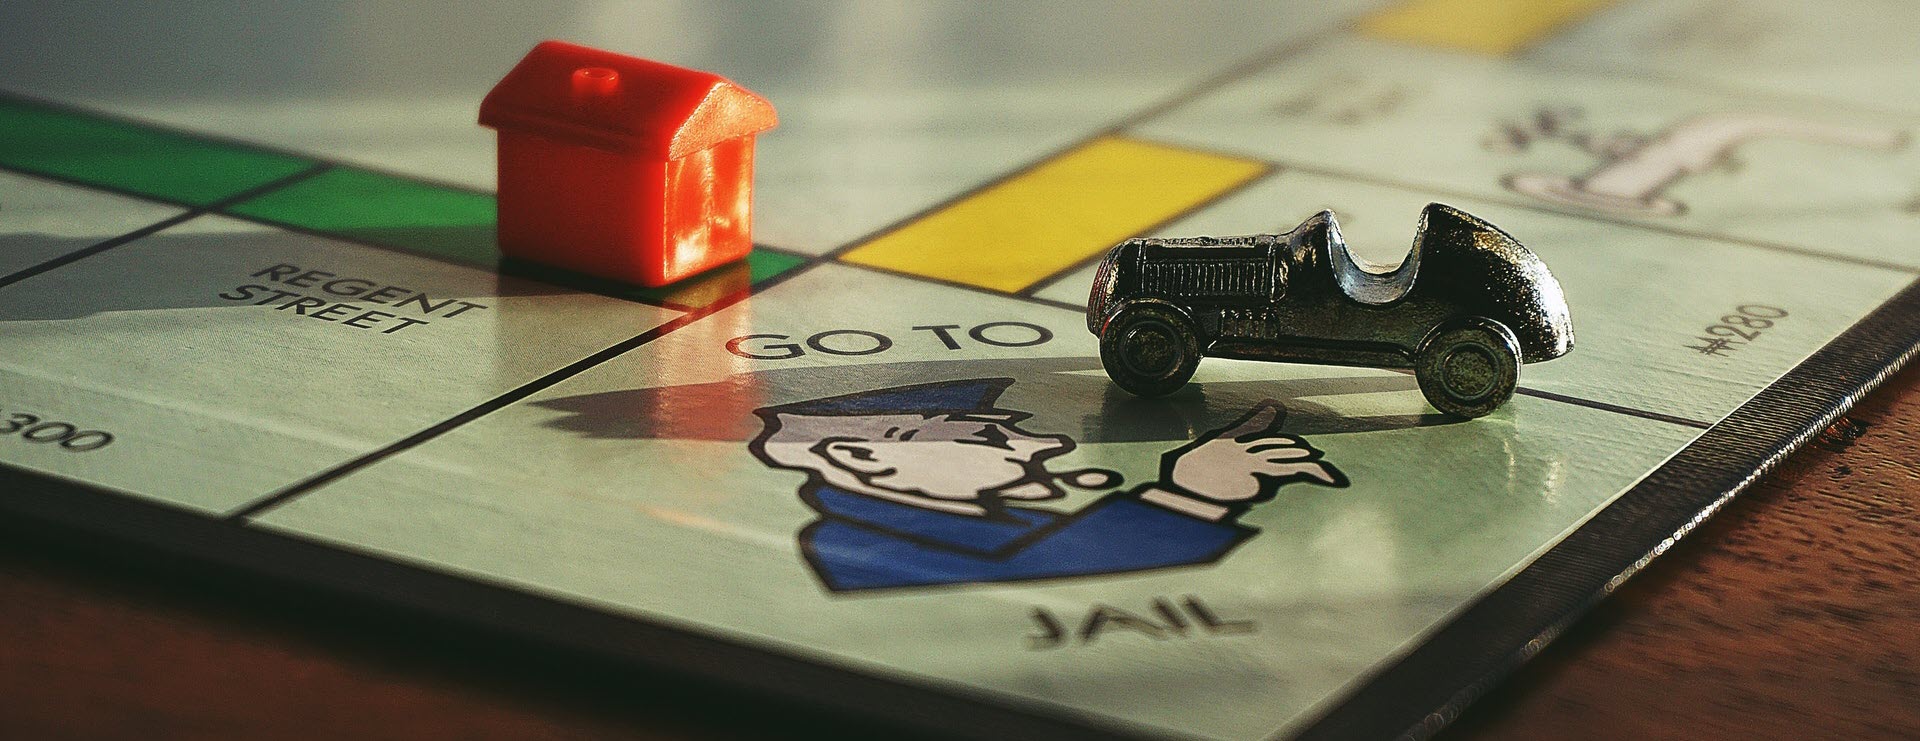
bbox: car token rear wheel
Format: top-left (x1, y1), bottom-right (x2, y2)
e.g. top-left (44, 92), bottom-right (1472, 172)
top-left (1100, 303), bottom-right (1201, 398)
top-left (1415, 318), bottom-right (1520, 418)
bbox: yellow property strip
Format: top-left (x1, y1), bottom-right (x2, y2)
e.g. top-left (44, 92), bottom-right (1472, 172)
top-left (1359, 0), bottom-right (1621, 56)
top-left (839, 136), bottom-right (1268, 294)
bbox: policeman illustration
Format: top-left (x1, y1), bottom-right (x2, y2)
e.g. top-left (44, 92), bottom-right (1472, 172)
top-left (749, 378), bottom-right (1348, 592)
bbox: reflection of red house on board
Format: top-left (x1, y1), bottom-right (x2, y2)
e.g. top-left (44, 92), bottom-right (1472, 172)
top-left (481, 41), bottom-right (777, 287)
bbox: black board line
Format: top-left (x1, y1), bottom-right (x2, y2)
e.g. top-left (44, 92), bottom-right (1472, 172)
top-left (835, 254), bottom-right (1716, 431)
top-left (223, 251), bottom-right (823, 521)
top-left (1294, 275), bottom-right (1920, 741)
top-left (1518, 58), bottom-right (1920, 125)
top-left (1510, 387), bottom-right (1711, 429)
top-left (0, 163), bottom-right (333, 290)
top-left (0, 211), bottom-right (201, 290)
top-left (223, 313), bottom-right (704, 520)
top-left (1268, 160), bottom-right (1920, 277)
top-left (788, 26), bottom-right (1326, 267)
top-left (1096, 21), bottom-right (1336, 136)
top-left (0, 89), bottom-right (498, 197)
top-left (492, 242), bottom-right (817, 314)
top-left (832, 259), bottom-right (1087, 313)
top-left (1098, 18), bottom-right (1920, 133)
top-left (813, 31), bottom-right (1336, 266)
top-left (1382, 368), bottom-right (1714, 431)
top-left (0, 162), bottom-right (206, 211)
top-left (811, 137), bottom-right (1103, 265)
top-left (1113, 136), bottom-right (1920, 277)
top-left (835, 253), bottom-right (1717, 432)
top-left (0, 161), bottom-right (517, 280)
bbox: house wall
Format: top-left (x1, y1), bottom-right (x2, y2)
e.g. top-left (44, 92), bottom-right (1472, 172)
top-left (495, 131), bottom-right (666, 283)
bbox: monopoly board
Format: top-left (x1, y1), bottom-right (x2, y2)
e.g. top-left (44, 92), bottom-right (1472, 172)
top-left (3, 1), bottom-right (1918, 739)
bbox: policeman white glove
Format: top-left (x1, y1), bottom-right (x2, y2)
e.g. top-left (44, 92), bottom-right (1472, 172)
top-left (1140, 401), bottom-right (1347, 521)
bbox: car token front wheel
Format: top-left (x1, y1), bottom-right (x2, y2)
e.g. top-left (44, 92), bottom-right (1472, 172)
top-left (1100, 304), bottom-right (1200, 398)
top-left (1415, 318), bottom-right (1521, 418)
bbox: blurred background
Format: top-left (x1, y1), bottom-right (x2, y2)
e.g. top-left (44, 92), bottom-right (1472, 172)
top-left (0, 0), bottom-right (1373, 251)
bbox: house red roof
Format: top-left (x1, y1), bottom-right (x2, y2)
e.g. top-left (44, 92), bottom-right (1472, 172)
top-left (480, 40), bottom-right (777, 159)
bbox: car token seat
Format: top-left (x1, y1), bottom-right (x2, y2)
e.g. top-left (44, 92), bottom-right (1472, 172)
top-left (1314, 211), bottom-right (1421, 305)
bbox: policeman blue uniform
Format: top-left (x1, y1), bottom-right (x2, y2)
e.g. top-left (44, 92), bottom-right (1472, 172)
top-left (756, 380), bottom-right (1256, 593)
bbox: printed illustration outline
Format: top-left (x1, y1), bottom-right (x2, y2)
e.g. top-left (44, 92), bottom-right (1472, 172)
top-left (748, 377), bottom-right (1349, 593)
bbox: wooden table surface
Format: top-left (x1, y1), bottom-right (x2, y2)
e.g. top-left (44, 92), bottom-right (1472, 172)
top-left (3, 366), bottom-right (1916, 740)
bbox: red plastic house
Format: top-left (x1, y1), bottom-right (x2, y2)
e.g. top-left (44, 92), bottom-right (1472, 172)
top-left (480, 41), bottom-right (777, 287)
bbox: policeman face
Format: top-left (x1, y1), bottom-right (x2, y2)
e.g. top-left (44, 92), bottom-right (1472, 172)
top-left (813, 411), bottom-right (1082, 506)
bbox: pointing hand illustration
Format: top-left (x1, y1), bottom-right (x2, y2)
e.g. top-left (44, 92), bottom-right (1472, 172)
top-left (752, 380), bottom-right (1355, 590)
top-left (1160, 401), bottom-right (1349, 507)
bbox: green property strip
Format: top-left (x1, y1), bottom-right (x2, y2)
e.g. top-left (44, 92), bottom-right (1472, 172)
top-left (627, 248), bottom-right (809, 308)
top-left (0, 94), bottom-right (804, 305)
top-left (227, 167), bottom-right (500, 265)
top-left (745, 249), bottom-right (808, 284)
top-left (0, 97), bottom-right (316, 206)
top-left (227, 166), bottom-right (804, 306)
